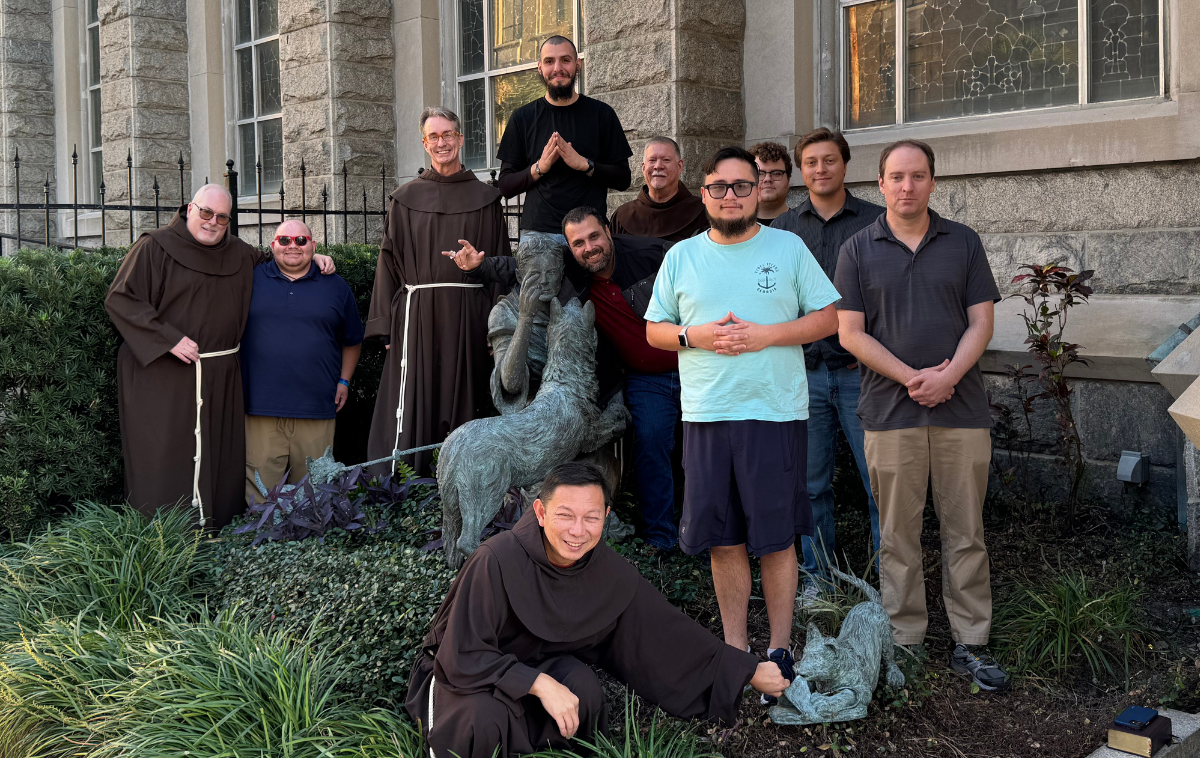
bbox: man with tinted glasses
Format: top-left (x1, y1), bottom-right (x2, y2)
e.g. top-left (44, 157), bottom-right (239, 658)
top-left (748, 141), bottom-right (793, 225)
top-left (106, 185), bottom-right (335, 529)
top-left (241, 219), bottom-right (363, 502)
top-left (644, 146), bottom-right (840, 699)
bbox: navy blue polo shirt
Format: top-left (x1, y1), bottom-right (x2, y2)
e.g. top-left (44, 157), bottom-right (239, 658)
top-left (242, 261), bottom-right (364, 419)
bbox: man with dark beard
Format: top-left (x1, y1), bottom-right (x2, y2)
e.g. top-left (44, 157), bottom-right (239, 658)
top-left (496, 36), bottom-right (632, 237)
top-left (644, 146), bottom-right (840, 700)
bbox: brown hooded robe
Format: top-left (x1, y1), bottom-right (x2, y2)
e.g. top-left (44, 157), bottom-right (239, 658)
top-left (405, 510), bottom-right (758, 758)
top-left (104, 208), bottom-right (264, 528)
top-left (365, 169), bottom-right (510, 476)
top-left (609, 184), bottom-right (709, 242)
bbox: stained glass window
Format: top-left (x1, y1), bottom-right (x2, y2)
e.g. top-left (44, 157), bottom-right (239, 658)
top-left (234, 0), bottom-right (282, 195)
top-left (1089, 0), bottom-right (1160, 102)
top-left (456, 0), bottom-right (577, 167)
top-left (841, 0), bottom-right (1161, 129)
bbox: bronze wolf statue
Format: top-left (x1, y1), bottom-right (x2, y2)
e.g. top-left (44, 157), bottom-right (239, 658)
top-left (770, 568), bottom-right (905, 725)
top-left (437, 297), bottom-right (629, 569)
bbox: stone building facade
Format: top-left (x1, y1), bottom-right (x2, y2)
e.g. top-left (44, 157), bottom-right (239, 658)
top-left (5, 0), bottom-right (1199, 530)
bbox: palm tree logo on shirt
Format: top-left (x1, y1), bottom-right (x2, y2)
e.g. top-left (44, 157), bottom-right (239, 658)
top-left (756, 263), bottom-right (779, 293)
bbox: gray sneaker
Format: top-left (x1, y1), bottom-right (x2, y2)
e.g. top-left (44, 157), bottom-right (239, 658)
top-left (796, 584), bottom-right (822, 609)
top-left (951, 644), bottom-right (1010, 692)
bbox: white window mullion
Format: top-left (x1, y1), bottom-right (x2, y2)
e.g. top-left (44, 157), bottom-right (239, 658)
top-left (894, 1), bottom-right (904, 125)
top-left (1078, 1), bottom-right (1089, 104)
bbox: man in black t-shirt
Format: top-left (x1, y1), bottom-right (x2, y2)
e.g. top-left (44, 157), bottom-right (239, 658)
top-left (497, 36), bottom-right (633, 236)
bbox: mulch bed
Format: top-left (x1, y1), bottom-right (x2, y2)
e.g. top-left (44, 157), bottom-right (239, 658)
top-left (609, 485), bottom-right (1200, 758)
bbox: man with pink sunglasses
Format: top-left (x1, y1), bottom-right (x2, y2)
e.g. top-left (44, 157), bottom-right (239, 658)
top-left (240, 219), bottom-right (364, 501)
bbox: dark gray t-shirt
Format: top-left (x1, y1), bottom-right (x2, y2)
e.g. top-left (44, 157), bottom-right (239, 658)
top-left (834, 210), bottom-right (1000, 431)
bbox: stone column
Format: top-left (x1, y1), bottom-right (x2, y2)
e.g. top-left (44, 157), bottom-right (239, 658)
top-left (280, 0), bottom-right (395, 247)
top-left (98, 0), bottom-right (192, 241)
top-left (0, 0), bottom-right (56, 253)
top-left (582, 0), bottom-right (745, 196)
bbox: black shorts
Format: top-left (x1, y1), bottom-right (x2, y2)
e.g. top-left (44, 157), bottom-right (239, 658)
top-left (679, 419), bottom-right (811, 557)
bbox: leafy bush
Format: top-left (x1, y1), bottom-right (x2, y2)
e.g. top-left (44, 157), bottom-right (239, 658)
top-left (529, 696), bottom-right (721, 758)
top-left (205, 530), bottom-right (457, 707)
top-left (0, 248), bottom-right (126, 537)
top-left (0, 503), bottom-right (204, 641)
top-left (994, 570), bottom-right (1149, 684)
top-left (0, 245), bottom-right (384, 538)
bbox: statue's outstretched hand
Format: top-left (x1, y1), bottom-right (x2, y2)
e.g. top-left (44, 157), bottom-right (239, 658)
top-left (751, 660), bottom-right (791, 699)
top-left (443, 239), bottom-right (485, 271)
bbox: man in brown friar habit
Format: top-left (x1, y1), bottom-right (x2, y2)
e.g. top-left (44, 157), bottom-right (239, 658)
top-left (609, 136), bottom-right (709, 242)
top-left (406, 461), bottom-right (792, 758)
top-left (104, 184), bottom-right (336, 529)
top-left (365, 106), bottom-right (511, 476)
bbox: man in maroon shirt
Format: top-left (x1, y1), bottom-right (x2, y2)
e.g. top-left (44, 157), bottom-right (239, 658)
top-left (451, 206), bottom-right (680, 551)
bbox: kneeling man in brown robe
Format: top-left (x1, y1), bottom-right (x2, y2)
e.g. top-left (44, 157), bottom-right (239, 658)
top-left (406, 461), bottom-right (790, 758)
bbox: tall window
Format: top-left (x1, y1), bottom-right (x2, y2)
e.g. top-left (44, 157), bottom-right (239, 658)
top-left (456, 0), bottom-right (576, 170)
top-left (234, 0), bottom-right (281, 195)
top-left (842, 0), bottom-right (1162, 129)
top-left (86, 0), bottom-right (102, 201)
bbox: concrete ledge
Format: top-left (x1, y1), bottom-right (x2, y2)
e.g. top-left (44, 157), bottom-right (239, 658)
top-left (1085, 708), bottom-right (1200, 758)
top-left (983, 295), bottom-right (1200, 383)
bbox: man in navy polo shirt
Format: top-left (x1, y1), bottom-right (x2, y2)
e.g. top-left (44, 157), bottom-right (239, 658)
top-left (242, 219), bottom-right (364, 501)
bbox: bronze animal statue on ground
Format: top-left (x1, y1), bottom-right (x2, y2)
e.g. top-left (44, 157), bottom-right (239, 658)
top-left (769, 568), bottom-right (905, 725)
top-left (437, 298), bottom-right (629, 569)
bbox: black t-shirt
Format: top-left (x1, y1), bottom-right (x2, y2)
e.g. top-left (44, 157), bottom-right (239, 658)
top-left (834, 209), bottom-right (1001, 431)
top-left (497, 95), bottom-right (632, 233)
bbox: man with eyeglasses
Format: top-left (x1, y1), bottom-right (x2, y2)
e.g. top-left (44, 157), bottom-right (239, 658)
top-left (609, 136), bottom-right (709, 242)
top-left (749, 141), bottom-right (793, 225)
top-left (769, 128), bottom-right (885, 607)
top-left (366, 105), bottom-right (511, 477)
top-left (105, 184), bottom-right (335, 529)
top-left (496, 35), bottom-right (632, 240)
top-left (241, 219), bottom-right (363, 502)
top-left (644, 146), bottom-right (840, 698)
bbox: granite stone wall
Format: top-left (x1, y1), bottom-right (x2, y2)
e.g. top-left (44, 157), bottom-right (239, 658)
top-left (0, 0), bottom-right (56, 252)
top-left (279, 0), bottom-right (395, 247)
top-left (97, 0), bottom-right (193, 238)
top-left (583, 0), bottom-right (745, 197)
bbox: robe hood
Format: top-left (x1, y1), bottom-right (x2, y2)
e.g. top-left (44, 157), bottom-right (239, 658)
top-left (390, 168), bottom-right (502, 215)
top-left (488, 508), bottom-right (641, 643)
top-left (613, 184), bottom-right (707, 240)
top-left (145, 206), bottom-right (252, 277)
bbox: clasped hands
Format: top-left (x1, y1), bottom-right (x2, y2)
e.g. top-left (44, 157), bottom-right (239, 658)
top-left (905, 359), bottom-right (956, 408)
top-left (536, 132), bottom-right (591, 175)
top-left (689, 312), bottom-right (773, 356)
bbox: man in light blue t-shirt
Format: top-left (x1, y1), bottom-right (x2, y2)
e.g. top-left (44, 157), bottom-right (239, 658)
top-left (645, 146), bottom-right (840, 699)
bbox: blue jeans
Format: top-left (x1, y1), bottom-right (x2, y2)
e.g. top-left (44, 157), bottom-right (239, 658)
top-left (625, 370), bottom-right (681, 549)
top-left (802, 360), bottom-right (880, 583)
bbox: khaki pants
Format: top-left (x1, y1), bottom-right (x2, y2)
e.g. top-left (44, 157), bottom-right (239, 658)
top-left (863, 426), bottom-right (992, 646)
top-left (245, 415), bottom-right (337, 503)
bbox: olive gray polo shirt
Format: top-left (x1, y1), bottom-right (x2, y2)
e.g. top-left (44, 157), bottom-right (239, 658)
top-left (834, 209), bottom-right (1000, 431)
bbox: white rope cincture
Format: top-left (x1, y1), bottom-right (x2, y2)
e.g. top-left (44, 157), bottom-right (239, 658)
top-left (192, 344), bottom-right (240, 527)
top-left (393, 282), bottom-right (483, 474)
top-left (427, 677), bottom-right (437, 758)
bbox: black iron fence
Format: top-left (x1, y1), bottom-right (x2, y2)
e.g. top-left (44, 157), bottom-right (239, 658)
top-left (0, 149), bottom-right (521, 255)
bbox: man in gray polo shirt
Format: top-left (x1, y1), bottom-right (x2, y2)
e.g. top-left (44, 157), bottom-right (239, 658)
top-left (835, 139), bottom-right (1008, 693)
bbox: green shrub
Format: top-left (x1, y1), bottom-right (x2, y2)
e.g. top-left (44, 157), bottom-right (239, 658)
top-left (204, 532), bottom-right (457, 707)
top-left (529, 696), bottom-right (721, 758)
top-left (0, 503), bottom-right (205, 641)
top-left (0, 245), bottom-right (385, 537)
top-left (0, 248), bottom-right (126, 537)
top-left (993, 570), bottom-right (1149, 685)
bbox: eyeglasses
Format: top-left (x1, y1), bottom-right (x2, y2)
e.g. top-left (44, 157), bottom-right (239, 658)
top-left (423, 131), bottom-right (460, 145)
top-left (702, 181), bottom-right (756, 199)
top-left (759, 170), bottom-right (789, 182)
top-left (274, 235), bottom-right (310, 247)
top-left (194, 205), bottom-right (230, 225)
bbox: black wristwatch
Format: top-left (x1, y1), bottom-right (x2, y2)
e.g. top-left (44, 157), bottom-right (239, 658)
top-left (678, 326), bottom-right (693, 349)
top-left (585, 159), bottom-right (595, 177)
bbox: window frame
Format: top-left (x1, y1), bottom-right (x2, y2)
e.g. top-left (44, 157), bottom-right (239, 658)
top-left (453, 0), bottom-right (583, 171)
top-left (837, 0), bottom-right (1167, 133)
top-left (232, 0), bottom-right (282, 199)
top-left (85, 0), bottom-right (103, 202)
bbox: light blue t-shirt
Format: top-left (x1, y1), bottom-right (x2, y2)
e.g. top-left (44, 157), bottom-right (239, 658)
top-left (644, 225), bottom-right (841, 423)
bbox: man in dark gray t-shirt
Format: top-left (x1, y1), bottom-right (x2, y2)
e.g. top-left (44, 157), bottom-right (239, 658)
top-left (836, 139), bottom-right (1008, 695)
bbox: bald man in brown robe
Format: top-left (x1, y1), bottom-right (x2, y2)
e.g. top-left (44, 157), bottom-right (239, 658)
top-left (609, 137), bottom-right (708, 243)
top-left (406, 461), bottom-right (790, 758)
top-left (365, 106), bottom-right (510, 476)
